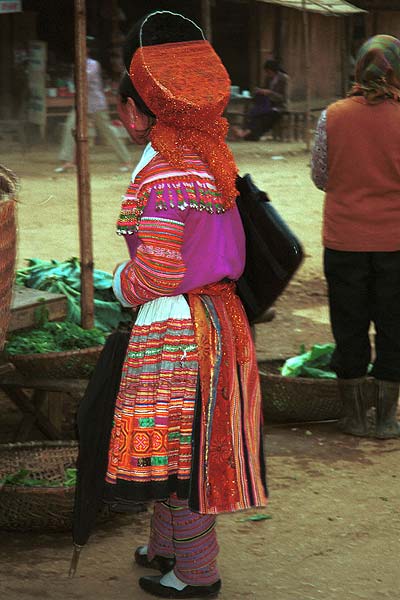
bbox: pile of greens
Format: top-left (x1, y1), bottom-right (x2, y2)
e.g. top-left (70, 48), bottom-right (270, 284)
top-left (0, 467), bottom-right (76, 488)
top-left (16, 257), bottom-right (132, 333)
top-left (5, 320), bottom-right (106, 355)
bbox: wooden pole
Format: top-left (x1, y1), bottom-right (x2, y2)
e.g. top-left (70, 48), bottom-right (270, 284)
top-left (74, 0), bottom-right (94, 329)
top-left (249, 0), bottom-right (260, 91)
top-left (201, 0), bottom-right (212, 43)
top-left (341, 16), bottom-right (351, 97)
top-left (302, 0), bottom-right (311, 151)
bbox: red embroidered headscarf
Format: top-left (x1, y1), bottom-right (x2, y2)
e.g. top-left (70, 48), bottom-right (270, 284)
top-left (128, 13), bottom-right (238, 210)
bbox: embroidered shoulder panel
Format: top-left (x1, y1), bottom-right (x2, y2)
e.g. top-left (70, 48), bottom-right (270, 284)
top-left (116, 152), bottom-right (225, 235)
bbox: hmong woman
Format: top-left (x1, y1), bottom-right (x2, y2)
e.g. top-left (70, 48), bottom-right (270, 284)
top-left (104, 10), bottom-right (268, 599)
top-left (311, 34), bottom-right (400, 440)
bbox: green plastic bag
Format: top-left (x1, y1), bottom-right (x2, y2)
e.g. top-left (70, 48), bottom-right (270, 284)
top-left (281, 343), bottom-right (337, 379)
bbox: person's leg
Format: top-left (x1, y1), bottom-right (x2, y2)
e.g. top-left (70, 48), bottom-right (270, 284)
top-left (93, 110), bottom-right (131, 166)
top-left (244, 111), bottom-right (281, 141)
top-left (134, 500), bottom-right (176, 574)
top-left (370, 251), bottom-right (400, 438)
top-left (324, 249), bottom-right (372, 435)
top-left (324, 249), bottom-right (372, 377)
top-left (169, 495), bottom-right (219, 586)
top-left (56, 110), bottom-right (76, 169)
top-left (139, 495), bottom-right (220, 596)
top-left (147, 500), bottom-right (175, 561)
top-left (370, 251), bottom-right (400, 381)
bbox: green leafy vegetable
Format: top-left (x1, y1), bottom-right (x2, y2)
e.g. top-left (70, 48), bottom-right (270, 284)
top-left (5, 321), bottom-right (106, 355)
top-left (0, 467), bottom-right (77, 488)
top-left (16, 257), bottom-right (132, 332)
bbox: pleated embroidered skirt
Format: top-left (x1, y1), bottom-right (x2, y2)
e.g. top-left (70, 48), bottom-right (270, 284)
top-left (105, 295), bottom-right (198, 502)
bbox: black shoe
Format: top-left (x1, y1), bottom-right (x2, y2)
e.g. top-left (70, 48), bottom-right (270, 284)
top-left (139, 574), bottom-right (222, 598)
top-left (134, 546), bottom-right (176, 575)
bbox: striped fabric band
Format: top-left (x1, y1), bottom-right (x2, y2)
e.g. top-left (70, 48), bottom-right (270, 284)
top-left (120, 217), bottom-right (186, 307)
top-left (148, 495), bottom-right (219, 586)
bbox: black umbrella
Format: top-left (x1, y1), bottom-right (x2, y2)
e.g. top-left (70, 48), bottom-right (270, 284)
top-left (69, 329), bottom-right (131, 576)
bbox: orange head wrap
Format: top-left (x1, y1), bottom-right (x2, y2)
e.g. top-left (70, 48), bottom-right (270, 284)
top-left (129, 39), bottom-right (238, 210)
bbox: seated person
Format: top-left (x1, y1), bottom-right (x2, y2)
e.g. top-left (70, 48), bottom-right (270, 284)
top-left (234, 59), bottom-right (289, 141)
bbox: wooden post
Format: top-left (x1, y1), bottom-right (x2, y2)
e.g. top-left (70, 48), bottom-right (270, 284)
top-left (249, 0), bottom-right (260, 91)
top-left (74, 0), bottom-right (94, 329)
top-left (0, 15), bottom-right (13, 118)
top-left (201, 0), bottom-right (212, 43)
top-left (341, 16), bottom-right (351, 97)
top-left (302, 0), bottom-right (311, 151)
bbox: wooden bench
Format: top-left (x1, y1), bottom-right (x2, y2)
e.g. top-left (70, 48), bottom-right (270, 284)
top-left (0, 373), bottom-right (87, 441)
top-left (225, 95), bottom-right (330, 143)
top-left (271, 110), bottom-right (321, 143)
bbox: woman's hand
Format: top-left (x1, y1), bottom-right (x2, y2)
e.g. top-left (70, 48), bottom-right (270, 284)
top-left (255, 87), bottom-right (272, 96)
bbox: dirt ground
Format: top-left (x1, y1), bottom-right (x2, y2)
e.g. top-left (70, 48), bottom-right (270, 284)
top-left (0, 140), bottom-right (399, 600)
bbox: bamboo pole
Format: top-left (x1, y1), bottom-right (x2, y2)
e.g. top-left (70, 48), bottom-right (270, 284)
top-left (74, 0), bottom-right (94, 329)
top-left (201, 0), bottom-right (212, 43)
top-left (249, 0), bottom-right (260, 91)
top-left (302, 0), bottom-right (311, 151)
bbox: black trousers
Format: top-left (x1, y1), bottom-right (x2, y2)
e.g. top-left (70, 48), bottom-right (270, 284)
top-left (324, 249), bottom-right (400, 381)
top-left (244, 111), bottom-right (282, 141)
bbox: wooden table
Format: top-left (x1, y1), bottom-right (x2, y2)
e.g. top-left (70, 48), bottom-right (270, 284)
top-left (46, 92), bottom-right (118, 120)
top-left (1, 286), bottom-right (78, 441)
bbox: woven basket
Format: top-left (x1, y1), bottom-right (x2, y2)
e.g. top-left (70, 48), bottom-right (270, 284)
top-left (9, 345), bottom-right (103, 379)
top-left (0, 441), bottom-right (80, 531)
top-left (259, 359), bottom-right (353, 423)
top-left (0, 199), bottom-right (16, 351)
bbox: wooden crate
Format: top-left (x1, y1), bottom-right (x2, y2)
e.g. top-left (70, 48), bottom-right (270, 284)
top-left (8, 286), bottom-right (68, 332)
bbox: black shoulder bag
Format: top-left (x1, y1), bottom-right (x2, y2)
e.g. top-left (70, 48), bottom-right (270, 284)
top-left (236, 174), bottom-right (304, 324)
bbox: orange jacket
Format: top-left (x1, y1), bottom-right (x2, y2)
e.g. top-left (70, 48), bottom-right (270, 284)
top-left (324, 96), bottom-right (400, 251)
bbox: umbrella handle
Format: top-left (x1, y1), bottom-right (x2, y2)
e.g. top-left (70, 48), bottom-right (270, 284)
top-left (69, 544), bottom-right (83, 577)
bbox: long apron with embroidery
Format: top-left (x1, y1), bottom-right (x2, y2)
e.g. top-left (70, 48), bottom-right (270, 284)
top-left (105, 295), bottom-right (198, 503)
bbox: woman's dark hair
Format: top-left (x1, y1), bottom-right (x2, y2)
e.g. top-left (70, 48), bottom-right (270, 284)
top-left (120, 11), bottom-right (203, 117)
top-left (118, 71), bottom-right (155, 118)
top-left (86, 35), bottom-right (98, 60)
top-left (263, 59), bottom-right (280, 73)
top-left (123, 11), bottom-right (204, 71)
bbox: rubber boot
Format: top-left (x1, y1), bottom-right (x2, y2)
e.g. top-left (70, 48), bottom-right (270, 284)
top-left (337, 377), bottom-right (369, 436)
top-left (375, 379), bottom-right (400, 439)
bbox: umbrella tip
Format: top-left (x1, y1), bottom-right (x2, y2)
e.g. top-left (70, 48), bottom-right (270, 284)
top-left (69, 544), bottom-right (83, 578)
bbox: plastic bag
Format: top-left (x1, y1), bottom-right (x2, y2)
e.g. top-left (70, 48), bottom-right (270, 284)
top-left (281, 343), bottom-right (336, 379)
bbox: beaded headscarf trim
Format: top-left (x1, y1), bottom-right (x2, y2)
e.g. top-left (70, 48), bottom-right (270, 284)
top-left (129, 14), bottom-right (238, 210)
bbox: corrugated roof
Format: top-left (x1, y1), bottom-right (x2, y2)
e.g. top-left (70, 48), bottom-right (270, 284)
top-left (257, 0), bottom-right (366, 15)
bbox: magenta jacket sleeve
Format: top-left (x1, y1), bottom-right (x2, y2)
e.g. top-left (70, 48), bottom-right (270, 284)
top-left (116, 215), bottom-right (186, 308)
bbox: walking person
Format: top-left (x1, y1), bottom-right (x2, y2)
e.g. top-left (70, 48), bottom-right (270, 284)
top-left (311, 34), bottom-right (400, 439)
top-left (104, 10), bottom-right (267, 598)
top-left (55, 38), bottom-right (131, 173)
